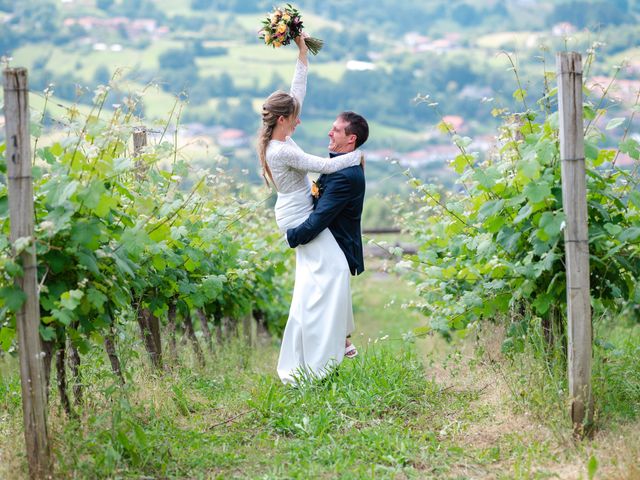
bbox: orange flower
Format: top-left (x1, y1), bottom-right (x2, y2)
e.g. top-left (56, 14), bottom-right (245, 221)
top-left (311, 180), bottom-right (323, 199)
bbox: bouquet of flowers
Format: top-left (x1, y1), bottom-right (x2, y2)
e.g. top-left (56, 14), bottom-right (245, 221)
top-left (259, 4), bottom-right (323, 55)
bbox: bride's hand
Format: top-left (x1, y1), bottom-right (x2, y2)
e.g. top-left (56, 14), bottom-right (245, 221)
top-left (294, 32), bottom-right (309, 56)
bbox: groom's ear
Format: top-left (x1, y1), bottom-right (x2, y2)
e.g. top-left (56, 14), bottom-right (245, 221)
top-left (348, 133), bottom-right (357, 146)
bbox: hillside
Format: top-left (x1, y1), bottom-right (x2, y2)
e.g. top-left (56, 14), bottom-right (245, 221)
top-left (2, 0), bottom-right (640, 196)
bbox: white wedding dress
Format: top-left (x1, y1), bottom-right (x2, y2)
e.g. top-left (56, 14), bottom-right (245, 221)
top-left (267, 60), bottom-right (361, 384)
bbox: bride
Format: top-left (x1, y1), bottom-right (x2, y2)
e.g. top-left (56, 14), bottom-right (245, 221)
top-left (257, 34), bottom-right (362, 384)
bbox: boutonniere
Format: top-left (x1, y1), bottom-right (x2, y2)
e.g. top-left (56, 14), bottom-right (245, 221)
top-left (311, 180), bottom-right (324, 199)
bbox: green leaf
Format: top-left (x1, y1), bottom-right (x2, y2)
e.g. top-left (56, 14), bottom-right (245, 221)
top-left (514, 203), bottom-right (533, 224)
top-left (451, 154), bottom-right (473, 174)
top-left (604, 223), bottom-right (623, 237)
top-left (120, 228), bottom-right (150, 258)
top-left (587, 455), bottom-right (598, 480)
top-left (619, 139), bottom-right (640, 160)
top-left (413, 325), bottom-right (431, 337)
top-left (629, 191), bottom-right (640, 210)
top-left (539, 211), bottom-right (565, 237)
top-left (0, 285), bottom-right (27, 312)
top-left (60, 289), bottom-right (84, 310)
top-left (518, 158), bottom-right (541, 180)
top-left (14, 236), bottom-right (32, 254)
top-left (605, 117), bottom-right (625, 130)
top-left (497, 227), bottom-right (521, 253)
top-left (152, 254), bottom-right (167, 271)
top-left (532, 293), bottom-right (553, 315)
top-left (0, 326), bottom-right (15, 351)
top-left (594, 148), bottom-right (615, 167)
top-left (452, 135), bottom-right (472, 149)
top-left (619, 227), bottom-right (640, 242)
top-left (583, 105), bottom-right (596, 121)
top-left (57, 180), bottom-right (80, 206)
top-left (38, 147), bottom-right (56, 165)
top-left (478, 200), bottom-right (504, 220)
top-left (513, 88), bottom-right (527, 102)
top-left (71, 221), bottom-right (102, 250)
top-left (584, 140), bottom-right (598, 161)
top-left (113, 252), bottom-right (136, 278)
top-left (52, 308), bottom-right (73, 326)
top-left (184, 257), bottom-right (198, 272)
top-left (87, 288), bottom-right (108, 312)
top-left (77, 250), bottom-right (101, 276)
top-left (95, 194), bottom-right (119, 218)
top-left (473, 167), bottom-right (501, 190)
top-left (77, 180), bottom-right (107, 210)
top-left (523, 182), bottom-right (551, 204)
top-left (50, 143), bottom-right (63, 157)
top-left (148, 223), bottom-right (171, 243)
top-left (39, 325), bottom-right (56, 342)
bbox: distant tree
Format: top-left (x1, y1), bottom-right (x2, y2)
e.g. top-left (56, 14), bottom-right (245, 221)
top-left (96, 0), bottom-right (114, 11)
top-left (192, 40), bottom-right (227, 57)
top-left (227, 96), bottom-right (258, 129)
top-left (210, 0), bottom-right (264, 12)
top-left (265, 72), bottom-right (286, 94)
top-left (174, 15), bottom-right (206, 31)
top-left (490, 2), bottom-right (509, 17)
top-left (94, 65), bottom-right (111, 85)
top-left (547, 1), bottom-right (628, 28)
top-left (191, 0), bottom-right (214, 10)
top-left (0, 29), bottom-right (19, 55)
top-left (611, 0), bottom-right (629, 10)
top-left (452, 3), bottom-right (479, 26)
top-left (217, 98), bottom-right (230, 116)
top-left (218, 72), bottom-right (236, 96)
top-left (115, 0), bottom-right (165, 21)
top-left (159, 48), bottom-right (196, 70)
top-left (160, 69), bottom-right (199, 94)
top-left (12, 2), bottom-right (60, 42)
top-left (33, 55), bottom-right (49, 70)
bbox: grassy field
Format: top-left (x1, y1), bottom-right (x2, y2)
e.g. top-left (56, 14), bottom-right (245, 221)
top-left (1, 262), bottom-right (638, 479)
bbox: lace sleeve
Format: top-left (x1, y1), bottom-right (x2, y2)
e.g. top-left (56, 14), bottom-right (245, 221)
top-left (280, 144), bottom-right (362, 174)
top-left (289, 59), bottom-right (307, 110)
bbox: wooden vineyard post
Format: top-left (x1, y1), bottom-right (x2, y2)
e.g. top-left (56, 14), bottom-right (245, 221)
top-left (3, 68), bottom-right (53, 478)
top-left (556, 52), bottom-right (593, 435)
top-left (133, 126), bottom-right (147, 180)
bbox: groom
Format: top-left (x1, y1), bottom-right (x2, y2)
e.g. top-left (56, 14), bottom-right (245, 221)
top-left (286, 111), bottom-right (368, 272)
top-left (286, 111), bottom-right (369, 353)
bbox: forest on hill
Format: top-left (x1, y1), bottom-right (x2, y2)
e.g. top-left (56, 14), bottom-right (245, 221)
top-left (2, 0), bottom-right (639, 214)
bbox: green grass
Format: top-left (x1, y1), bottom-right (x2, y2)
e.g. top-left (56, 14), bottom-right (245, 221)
top-left (12, 39), bottom-right (185, 83)
top-left (1, 273), bottom-right (639, 479)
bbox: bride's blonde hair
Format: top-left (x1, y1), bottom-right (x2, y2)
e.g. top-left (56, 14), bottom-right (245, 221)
top-left (257, 91), bottom-right (300, 187)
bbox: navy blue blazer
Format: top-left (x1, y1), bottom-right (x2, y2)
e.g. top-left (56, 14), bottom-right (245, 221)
top-left (286, 162), bottom-right (365, 276)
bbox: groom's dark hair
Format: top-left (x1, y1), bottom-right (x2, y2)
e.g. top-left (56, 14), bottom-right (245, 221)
top-left (340, 111), bottom-right (369, 149)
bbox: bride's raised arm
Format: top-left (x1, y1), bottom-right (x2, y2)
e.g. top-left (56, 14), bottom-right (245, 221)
top-left (290, 34), bottom-right (308, 108)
